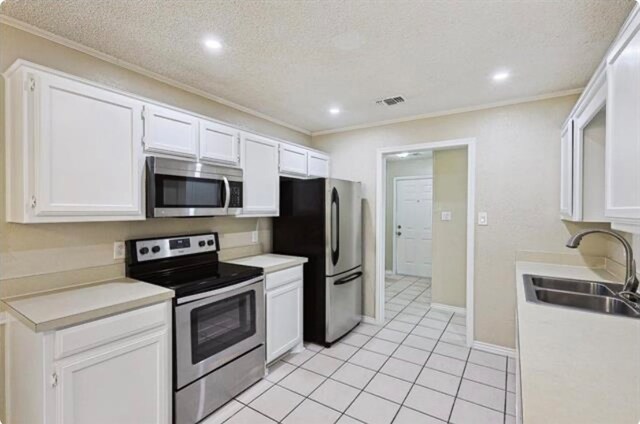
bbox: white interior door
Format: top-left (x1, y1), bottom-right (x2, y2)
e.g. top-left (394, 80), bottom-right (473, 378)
top-left (395, 177), bottom-right (433, 277)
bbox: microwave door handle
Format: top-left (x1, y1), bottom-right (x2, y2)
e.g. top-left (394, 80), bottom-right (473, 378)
top-left (223, 177), bottom-right (231, 213)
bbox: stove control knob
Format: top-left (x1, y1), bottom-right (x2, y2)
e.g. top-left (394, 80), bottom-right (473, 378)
top-left (151, 246), bottom-right (161, 254)
top-left (139, 247), bottom-right (149, 255)
top-left (207, 240), bottom-right (214, 246)
top-left (199, 241), bottom-right (206, 247)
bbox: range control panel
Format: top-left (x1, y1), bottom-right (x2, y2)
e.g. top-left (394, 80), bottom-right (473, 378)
top-left (130, 233), bottom-right (219, 263)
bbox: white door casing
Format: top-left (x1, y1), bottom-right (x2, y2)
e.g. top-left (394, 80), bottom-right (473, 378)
top-left (394, 177), bottom-right (433, 277)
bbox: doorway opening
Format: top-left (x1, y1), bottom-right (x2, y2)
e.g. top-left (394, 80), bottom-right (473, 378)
top-left (376, 138), bottom-right (476, 346)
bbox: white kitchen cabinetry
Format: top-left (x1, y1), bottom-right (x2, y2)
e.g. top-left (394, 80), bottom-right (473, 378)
top-left (605, 9), bottom-right (640, 232)
top-left (265, 266), bottom-right (304, 364)
top-left (142, 104), bottom-right (199, 158)
top-left (307, 152), bottom-right (330, 178)
top-left (279, 144), bottom-right (308, 177)
top-left (5, 301), bottom-right (172, 424)
top-left (4, 62), bottom-right (145, 223)
top-left (559, 121), bottom-right (574, 220)
top-left (240, 132), bottom-right (280, 216)
top-left (561, 66), bottom-right (608, 223)
top-left (199, 120), bottom-right (241, 167)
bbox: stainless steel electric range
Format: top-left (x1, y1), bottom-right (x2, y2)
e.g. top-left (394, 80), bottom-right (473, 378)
top-left (126, 232), bottom-right (265, 424)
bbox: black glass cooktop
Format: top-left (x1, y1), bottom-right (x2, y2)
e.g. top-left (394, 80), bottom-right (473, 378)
top-left (127, 253), bottom-right (263, 298)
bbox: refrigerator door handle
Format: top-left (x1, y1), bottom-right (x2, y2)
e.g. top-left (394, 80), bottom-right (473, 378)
top-left (331, 187), bottom-right (340, 266)
top-left (334, 271), bottom-right (363, 285)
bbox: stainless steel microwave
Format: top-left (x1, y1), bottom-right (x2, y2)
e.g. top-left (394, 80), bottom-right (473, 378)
top-left (145, 157), bottom-right (242, 218)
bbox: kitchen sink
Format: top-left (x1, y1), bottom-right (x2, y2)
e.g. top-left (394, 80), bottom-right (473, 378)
top-left (523, 274), bottom-right (640, 319)
top-left (529, 276), bottom-right (616, 296)
top-left (534, 289), bottom-right (640, 318)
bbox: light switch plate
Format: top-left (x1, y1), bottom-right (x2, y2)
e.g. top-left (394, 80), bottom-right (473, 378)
top-left (113, 241), bottom-right (125, 259)
top-left (441, 211), bottom-right (452, 221)
top-left (251, 231), bottom-right (258, 244)
top-left (478, 212), bottom-right (488, 226)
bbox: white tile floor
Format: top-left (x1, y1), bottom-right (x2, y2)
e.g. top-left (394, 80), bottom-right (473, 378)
top-left (204, 274), bottom-right (516, 424)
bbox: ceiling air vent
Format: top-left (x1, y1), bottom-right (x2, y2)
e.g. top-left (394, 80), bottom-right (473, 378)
top-left (376, 96), bottom-right (406, 106)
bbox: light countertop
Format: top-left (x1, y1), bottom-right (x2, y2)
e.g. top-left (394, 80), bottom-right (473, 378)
top-left (515, 261), bottom-right (640, 424)
top-left (2, 278), bottom-right (174, 333)
top-left (227, 253), bottom-right (308, 273)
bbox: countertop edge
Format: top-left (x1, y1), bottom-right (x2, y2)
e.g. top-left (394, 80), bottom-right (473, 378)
top-left (227, 254), bottom-right (309, 274)
top-left (2, 288), bottom-right (174, 333)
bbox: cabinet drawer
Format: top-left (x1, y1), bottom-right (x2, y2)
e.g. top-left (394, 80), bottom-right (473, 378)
top-left (266, 266), bottom-right (303, 291)
top-left (54, 302), bottom-right (169, 359)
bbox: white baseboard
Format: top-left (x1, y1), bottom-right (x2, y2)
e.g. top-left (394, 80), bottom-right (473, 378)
top-left (472, 340), bottom-right (517, 358)
top-left (431, 303), bottom-right (466, 315)
top-left (361, 315), bottom-right (384, 326)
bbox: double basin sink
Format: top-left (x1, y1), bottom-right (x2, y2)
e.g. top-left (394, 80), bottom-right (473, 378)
top-left (524, 275), bottom-right (640, 318)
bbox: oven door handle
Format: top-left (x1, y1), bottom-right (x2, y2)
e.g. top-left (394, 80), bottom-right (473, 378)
top-left (223, 176), bottom-right (231, 213)
top-left (176, 276), bottom-right (263, 305)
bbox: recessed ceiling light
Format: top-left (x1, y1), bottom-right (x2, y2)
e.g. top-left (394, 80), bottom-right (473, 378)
top-left (204, 38), bottom-right (223, 50)
top-left (329, 107), bottom-right (341, 115)
top-left (397, 152), bottom-right (410, 158)
top-left (492, 71), bottom-right (510, 82)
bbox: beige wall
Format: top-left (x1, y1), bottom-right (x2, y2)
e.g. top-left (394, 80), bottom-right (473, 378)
top-left (0, 24), bottom-right (311, 422)
top-left (384, 156), bottom-right (433, 270)
top-left (432, 149), bottom-right (467, 308)
top-left (311, 94), bottom-right (613, 349)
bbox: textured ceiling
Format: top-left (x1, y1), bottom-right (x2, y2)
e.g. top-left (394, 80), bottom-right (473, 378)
top-left (0, 0), bottom-right (634, 134)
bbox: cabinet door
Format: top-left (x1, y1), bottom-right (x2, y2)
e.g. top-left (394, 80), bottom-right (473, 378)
top-left (279, 144), bottom-right (308, 177)
top-left (308, 152), bottom-right (330, 177)
top-left (143, 104), bottom-right (198, 158)
top-left (35, 72), bottom-right (144, 218)
top-left (266, 281), bottom-right (303, 363)
top-left (55, 331), bottom-right (170, 424)
top-left (559, 121), bottom-right (574, 219)
top-left (199, 120), bottom-right (241, 166)
top-left (241, 133), bottom-right (279, 216)
top-left (606, 27), bottom-right (640, 221)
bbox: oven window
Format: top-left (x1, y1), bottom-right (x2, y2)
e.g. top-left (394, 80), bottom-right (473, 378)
top-left (156, 174), bottom-right (223, 208)
top-left (190, 291), bottom-right (256, 364)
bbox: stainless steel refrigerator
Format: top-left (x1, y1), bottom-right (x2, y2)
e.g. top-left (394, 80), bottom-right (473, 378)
top-left (273, 177), bottom-right (362, 346)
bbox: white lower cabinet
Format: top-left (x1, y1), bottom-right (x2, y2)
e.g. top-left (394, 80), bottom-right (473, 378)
top-left (265, 266), bottom-right (304, 364)
top-left (6, 302), bottom-right (172, 424)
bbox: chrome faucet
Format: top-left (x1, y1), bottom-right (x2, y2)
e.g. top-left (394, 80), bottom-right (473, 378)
top-left (566, 229), bottom-right (639, 296)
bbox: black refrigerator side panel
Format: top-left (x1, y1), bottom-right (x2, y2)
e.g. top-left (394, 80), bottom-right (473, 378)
top-left (273, 178), bottom-right (326, 345)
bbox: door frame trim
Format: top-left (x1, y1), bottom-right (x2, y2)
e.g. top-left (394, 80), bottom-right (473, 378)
top-left (376, 138), bottom-right (476, 347)
top-left (392, 176), bottom-right (433, 276)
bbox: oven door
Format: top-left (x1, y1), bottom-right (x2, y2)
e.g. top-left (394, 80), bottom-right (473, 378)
top-left (174, 277), bottom-right (265, 389)
top-left (146, 156), bottom-right (242, 217)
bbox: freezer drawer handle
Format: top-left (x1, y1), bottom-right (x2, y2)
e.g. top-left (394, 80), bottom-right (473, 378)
top-left (334, 271), bottom-right (363, 285)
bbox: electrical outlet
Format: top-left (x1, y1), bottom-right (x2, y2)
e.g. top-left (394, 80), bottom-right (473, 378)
top-left (251, 231), bottom-right (258, 244)
top-left (113, 241), bottom-right (125, 260)
top-left (478, 212), bottom-right (488, 226)
top-left (441, 211), bottom-right (452, 221)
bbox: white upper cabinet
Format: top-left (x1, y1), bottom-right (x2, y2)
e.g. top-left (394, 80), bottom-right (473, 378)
top-left (142, 104), bottom-right (199, 158)
top-left (563, 66), bottom-right (608, 223)
top-left (199, 120), bottom-right (241, 167)
top-left (559, 121), bottom-right (574, 220)
top-left (279, 144), bottom-right (308, 177)
top-left (5, 63), bottom-right (145, 223)
top-left (307, 152), bottom-right (330, 178)
top-left (240, 133), bottom-right (279, 216)
top-left (605, 14), bottom-right (640, 226)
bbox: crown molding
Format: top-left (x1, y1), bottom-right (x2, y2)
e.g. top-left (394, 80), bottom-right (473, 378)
top-left (0, 14), bottom-right (312, 136)
top-left (311, 88), bottom-right (584, 137)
